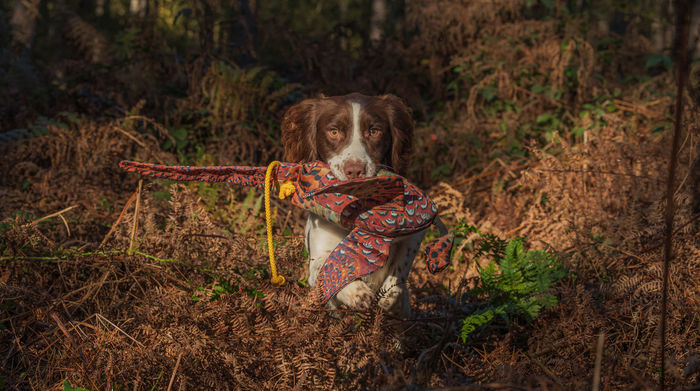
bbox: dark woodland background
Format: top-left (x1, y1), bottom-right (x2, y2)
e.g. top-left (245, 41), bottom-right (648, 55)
top-left (1, 0), bottom-right (700, 390)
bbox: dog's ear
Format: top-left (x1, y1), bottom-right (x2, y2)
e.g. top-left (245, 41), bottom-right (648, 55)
top-left (281, 99), bottom-right (320, 163)
top-left (380, 94), bottom-right (414, 175)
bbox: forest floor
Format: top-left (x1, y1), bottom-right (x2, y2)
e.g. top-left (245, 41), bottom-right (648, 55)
top-left (1, 2), bottom-right (700, 389)
top-left (1, 91), bottom-right (698, 390)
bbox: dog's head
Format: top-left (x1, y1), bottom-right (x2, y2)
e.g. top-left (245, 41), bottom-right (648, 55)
top-left (281, 93), bottom-right (414, 179)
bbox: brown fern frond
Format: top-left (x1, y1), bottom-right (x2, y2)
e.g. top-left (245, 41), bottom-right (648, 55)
top-left (62, 11), bottom-right (112, 64)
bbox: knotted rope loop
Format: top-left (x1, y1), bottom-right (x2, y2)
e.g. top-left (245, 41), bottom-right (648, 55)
top-left (264, 161), bottom-right (297, 286)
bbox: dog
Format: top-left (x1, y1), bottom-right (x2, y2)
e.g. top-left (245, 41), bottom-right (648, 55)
top-left (281, 93), bottom-right (425, 317)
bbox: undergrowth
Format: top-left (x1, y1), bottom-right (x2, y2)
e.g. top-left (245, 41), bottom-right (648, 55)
top-left (62, 380), bottom-right (89, 391)
top-left (2, 0), bottom-right (699, 389)
top-left (458, 223), bottom-right (568, 341)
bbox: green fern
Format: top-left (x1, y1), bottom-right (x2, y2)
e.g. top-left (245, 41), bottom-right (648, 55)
top-left (460, 228), bottom-right (567, 342)
top-left (63, 380), bottom-right (90, 391)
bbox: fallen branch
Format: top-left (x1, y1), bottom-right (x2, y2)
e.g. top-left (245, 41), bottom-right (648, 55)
top-left (592, 332), bottom-right (605, 391)
top-left (166, 352), bottom-right (183, 391)
top-left (29, 205), bottom-right (78, 226)
top-left (95, 313), bottom-right (144, 349)
top-left (98, 191), bottom-right (137, 249)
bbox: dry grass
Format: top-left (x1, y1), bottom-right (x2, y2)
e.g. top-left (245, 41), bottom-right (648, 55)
top-left (1, 97), bottom-right (698, 390)
top-left (1, 1), bottom-right (699, 389)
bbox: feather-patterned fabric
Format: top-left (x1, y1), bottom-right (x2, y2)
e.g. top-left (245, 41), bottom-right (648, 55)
top-left (120, 160), bottom-right (453, 302)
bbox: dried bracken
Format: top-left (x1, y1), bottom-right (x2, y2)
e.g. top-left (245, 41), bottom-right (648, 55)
top-left (1, 1), bottom-right (699, 390)
top-left (2, 98), bottom-right (697, 389)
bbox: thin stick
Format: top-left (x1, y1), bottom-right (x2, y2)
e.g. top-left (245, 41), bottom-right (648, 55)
top-left (524, 352), bottom-right (563, 387)
top-left (96, 313), bottom-right (145, 348)
top-left (114, 126), bottom-right (148, 149)
top-left (434, 161), bottom-right (536, 195)
top-left (674, 130), bottom-right (693, 195)
top-left (0, 249), bottom-right (183, 264)
top-left (118, 115), bottom-right (176, 145)
top-left (536, 168), bottom-right (661, 181)
top-left (166, 352), bottom-right (183, 391)
top-left (640, 212), bottom-right (700, 254)
top-left (58, 213), bottom-right (71, 237)
top-left (602, 243), bottom-right (646, 263)
top-left (281, 208), bottom-right (293, 235)
top-left (116, 127), bottom-right (165, 163)
top-left (114, 117), bottom-right (172, 163)
top-left (50, 312), bottom-right (98, 390)
top-left (660, 2), bottom-right (691, 389)
top-left (99, 192), bottom-right (137, 249)
top-left (129, 179), bottom-right (143, 252)
top-left (184, 233), bottom-right (234, 240)
top-left (74, 270), bottom-right (110, 309)
top-left (30, 205), bottom-right (78, 225)
top-left (433, 384), bottom-right (530, 391)
top-left (592, 332), bottom-right (605, 391)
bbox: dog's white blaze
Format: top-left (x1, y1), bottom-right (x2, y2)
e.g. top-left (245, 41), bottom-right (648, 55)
top-left (327, 102), bottom-right (376, 180)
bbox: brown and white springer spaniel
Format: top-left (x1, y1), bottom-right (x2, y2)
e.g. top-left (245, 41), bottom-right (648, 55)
top-left (281, 93), bottom-right (425, 317)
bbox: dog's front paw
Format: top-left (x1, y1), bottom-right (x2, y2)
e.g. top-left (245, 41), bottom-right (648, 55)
top-left (378, 283), bottom-right (410, 318)
top-left (335, 280), bottom-right (374, 310)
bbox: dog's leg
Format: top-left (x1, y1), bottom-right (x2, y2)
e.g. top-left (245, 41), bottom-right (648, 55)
top-left (376, 230), bottom-right (426, 318)
top-left (305, 214), bottom-right (345, 287)
top-left (305, 214), bottom-right (374, 310)
top-left (333, 280), bottom-right (374, 309)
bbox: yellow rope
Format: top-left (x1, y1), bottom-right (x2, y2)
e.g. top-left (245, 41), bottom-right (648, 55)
top-left (264, 161), bottom-right (297, 286)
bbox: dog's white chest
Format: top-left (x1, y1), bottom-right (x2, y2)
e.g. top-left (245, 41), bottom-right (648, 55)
top-left (304, 212), bottom-right (426, 317)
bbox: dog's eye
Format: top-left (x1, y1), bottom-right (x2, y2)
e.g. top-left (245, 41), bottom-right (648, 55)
top-left (368, 128), bottom-right (381, 137)
top-left (328, 128), bottom-right (340, 138)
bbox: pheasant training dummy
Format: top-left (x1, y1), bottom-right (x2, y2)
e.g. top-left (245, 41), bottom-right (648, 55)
top-left (120, 160), bottom-right (454, 302)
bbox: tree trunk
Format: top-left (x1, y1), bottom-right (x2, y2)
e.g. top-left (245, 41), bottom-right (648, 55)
top-left (339, 0), bottom-right (349, 20)
top-left (130, 0), bottom-right (146, 17)
top-left (369, 0), bottom-right (387, 47)
top-left (96, 0), bottom-right (111, 17)
top-left (651, 0), bottom-right (674, 52)
top-left (231, 0), bottom-right (258, 65)
top-left (10, 0), bottom-right (41, 52)
top-left (690, 0), bottom-right (700, 59)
